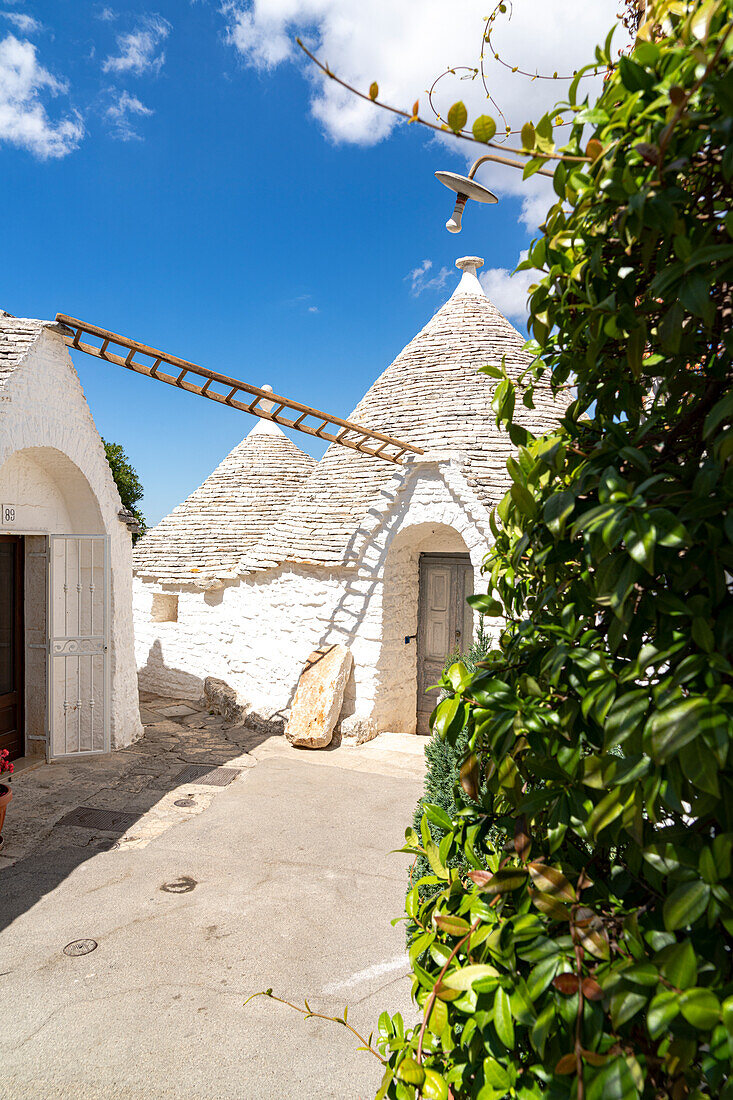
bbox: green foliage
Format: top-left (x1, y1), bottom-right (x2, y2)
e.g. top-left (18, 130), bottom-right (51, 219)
top-left (410, 624), bottom-right (493, 904)
top-left (103, 440), bottom-right (146, 542)
top-left (376, 4), bottom-right (733, 1098)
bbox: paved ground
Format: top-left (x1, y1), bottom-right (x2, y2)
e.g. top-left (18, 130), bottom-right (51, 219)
top-left (0, 697), bottom-right (426, 1099)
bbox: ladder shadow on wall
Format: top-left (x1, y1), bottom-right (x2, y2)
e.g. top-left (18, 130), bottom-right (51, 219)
top-left (274, 467), bottom-right (475, 734)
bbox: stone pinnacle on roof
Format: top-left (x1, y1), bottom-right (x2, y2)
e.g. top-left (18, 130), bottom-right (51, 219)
top-left (237, 255), bottom-right (564, 573)
top-left (248, 384), bottom-right (284, 437)
top-left (452, 256), bottom-right (485, 299)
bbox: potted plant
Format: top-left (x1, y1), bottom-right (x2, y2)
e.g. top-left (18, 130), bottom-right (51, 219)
top-left (0, 749), bottom-right (13, 852)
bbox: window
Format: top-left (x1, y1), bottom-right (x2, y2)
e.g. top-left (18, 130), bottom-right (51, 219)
top-left (151, 593), bottom-right (178, 623)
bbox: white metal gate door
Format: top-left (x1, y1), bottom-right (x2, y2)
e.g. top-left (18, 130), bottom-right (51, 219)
top-left (49, 535), bottom-right (110, 758)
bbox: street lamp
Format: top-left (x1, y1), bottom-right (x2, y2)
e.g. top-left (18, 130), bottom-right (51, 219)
top-left (436, 156), bottom-right (500, 233)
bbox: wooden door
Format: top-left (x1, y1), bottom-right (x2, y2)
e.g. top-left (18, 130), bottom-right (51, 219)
top-left (417, 553), bottom-right (473, 735)
top-left (0, 536), bottom-right (24, 761)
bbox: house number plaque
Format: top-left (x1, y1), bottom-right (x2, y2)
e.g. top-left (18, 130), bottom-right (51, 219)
top-left (0, 504), bottom-right (16, 526)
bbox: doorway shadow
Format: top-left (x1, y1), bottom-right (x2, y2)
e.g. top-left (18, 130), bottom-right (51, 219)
top-left (0, 647), bottom-right (280, 933)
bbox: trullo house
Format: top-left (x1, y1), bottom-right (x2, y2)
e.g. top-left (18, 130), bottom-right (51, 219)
top-left (0, 311), bottom-right (142, 762)
top-left (133, 257), bottom-right (562, 736)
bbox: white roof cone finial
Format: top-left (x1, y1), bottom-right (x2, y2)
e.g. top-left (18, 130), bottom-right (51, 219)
top-left (451, 256), bottom-right (486, 298)
top-left (248, 383), bottom-right (285, 437)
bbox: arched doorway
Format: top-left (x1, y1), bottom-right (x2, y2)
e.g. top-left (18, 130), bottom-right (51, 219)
top-left (374, 522), bottom-right (479, 735)
top-left (0, 447), bottom-right (108, 759)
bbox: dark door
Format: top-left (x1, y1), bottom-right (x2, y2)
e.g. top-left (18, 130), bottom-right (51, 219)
top-left (417, 553), bottom-right (473, 735)
top-left (0, 536), bottom-right (24, 761)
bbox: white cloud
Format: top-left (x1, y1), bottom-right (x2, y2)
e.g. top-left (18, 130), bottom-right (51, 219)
top-left (480, 249), bottom-right (536, 321)
top-left (286, 293), bottom-right (320, 314)
top-left (0, 34), bottom-right (83, 158)
top-left (406, 258), bottom-right (452, 297)
top-left (102, 13), bottom-right (170, 75)
top-left (220, 0), bottom-right (627, 230)
top-left (96, 7), bottom-right (118, 21)
top-left (105, 88), bottom-right (152, 140)
top-left (1, 13), bottom-right (42, 34)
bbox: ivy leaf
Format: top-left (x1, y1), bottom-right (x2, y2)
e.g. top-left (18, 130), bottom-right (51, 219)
top-left (475, 867), bottom-right (528, 894)
top-left (422, 1069), bottom-right (449, 1100)
top-left (447, 101), bottom-right (468, 133)
top-left (426, 996), bottom-right (448, 1037)
top-left (425, 838), bottom-right (449, 881)
top-left (530, 889), bottom-right (571, 922)
top-left (442, 964), bottom-right (500, 991)
top-left (648, 989), bottom-right (680, 1039)
top-left (586, 138), bottom-right (604, 161)
top-left (528, 862), bottom-right (576, 901)
top-left (663, 881), bottom-right (711, 930)
top-left (423, 802), bottom-right (453, 833)
top-left (467, 593), bottom-right (503, 616)
top-left (434, 914), bottom-right (471, 936)
top-left (460, 754), bottom-right (481, 802)
top-left (582, 977), bottom-right (604, 1001)
top-left (586, 786), bottom-right (627, 838)
top-left (679, 988), bottom-right (721, 1030)
top-left (703, 389), bottom-right (733, 438)
top-left (679, 738), bottom-right (720, 796)
top-left (618, 55), bottom-right (655, 92)
top-left (431, 696), bottom-right (466, 744)
top-left (483, 1058), bottom-right (510, 1089)
top-left (543, 490), bottom-right (575, 536)
top-left (521, 121), bottom-right (535, 150)
top-left (472, 115), bottom-right (497, 143)
top-left (656, 940), bottom-right (698, 990)
top-left (690, 0), bottom-right (720, 40)
top-left (395, 1057), bottom-right (425, 1087)
top-left (555, 1053), bottom-right (577, 1074)
top-left (586, 1055), bottom-right (639, 1100)
top-left (645, 697), bottom-right (712, 761)
top-left (493, 987), bottom-right (514, 1048)
top-left (553, 972), bottom-right (580, 995)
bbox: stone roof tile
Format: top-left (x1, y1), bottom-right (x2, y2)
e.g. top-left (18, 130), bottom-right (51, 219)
top-left (133, 417), bottom-right (316, 584)
top-left (0, 311), bottom-right (46, 389)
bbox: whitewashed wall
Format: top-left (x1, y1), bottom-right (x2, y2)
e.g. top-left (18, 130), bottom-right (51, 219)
top-left (0, 328), bottom-right (143, 750)
top-left (134, 454), bottom-right (498, 734)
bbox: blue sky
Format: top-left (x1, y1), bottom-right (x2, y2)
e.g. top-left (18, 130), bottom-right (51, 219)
top-left (0, 0), bottom-right (621, 524)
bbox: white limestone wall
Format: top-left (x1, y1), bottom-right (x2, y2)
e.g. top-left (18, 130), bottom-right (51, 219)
top-left (0, 329), bottom-right (143, 750)
top-left (134, 567), bottom-right (349, 719)
top-left (135, 454), bottom-right (498, 733)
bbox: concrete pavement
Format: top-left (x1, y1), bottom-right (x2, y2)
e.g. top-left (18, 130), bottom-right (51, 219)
top-left (0, 705), bottom-right (426, 1100)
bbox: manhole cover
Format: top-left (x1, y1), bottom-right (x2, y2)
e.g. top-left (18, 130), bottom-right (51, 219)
top-left (174, 798), bottom-right (196, 808)
top-left (64, 939), bottom-right (98, 957)
top-left (161, 876), bottom-right (197, 894)
top-left (57, 807), bottom-right (138, 833)
top-left (172, 765), bottom-right (241, 787)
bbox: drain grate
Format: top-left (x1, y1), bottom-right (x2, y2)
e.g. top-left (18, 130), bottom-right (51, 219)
top-left (172, 764), bottom-right (241, 787)
top-left (64, 939), bottom-right (98, 957)
top-left (57, 806), bottom-right (139, 833)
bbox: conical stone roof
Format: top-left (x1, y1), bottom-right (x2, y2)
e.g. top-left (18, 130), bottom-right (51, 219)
top-left (133, 396), bottom-right (316, 584)
top-left (238, 257), bottom-right (563, 572)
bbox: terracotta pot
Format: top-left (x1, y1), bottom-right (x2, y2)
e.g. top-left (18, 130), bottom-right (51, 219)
top-left (0, 782), bottom-right (12, 848)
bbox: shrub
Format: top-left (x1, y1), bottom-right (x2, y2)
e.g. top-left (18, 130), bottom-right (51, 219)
top-left (410, 622), bottom-right (492, 898)
top-left (104, 440), bottom-right (147, 541)
top-left (377, 3), bottom-right (733, 1099)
